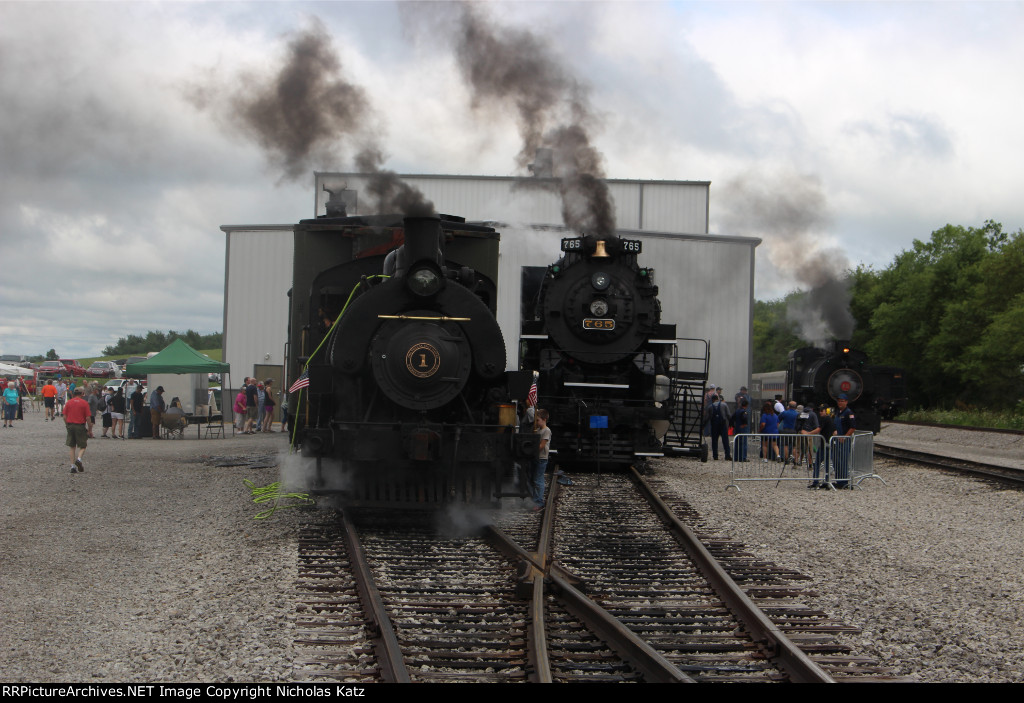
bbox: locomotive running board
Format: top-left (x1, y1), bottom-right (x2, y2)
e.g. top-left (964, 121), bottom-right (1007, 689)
top-left (563, 382), bottom-right (631, 389)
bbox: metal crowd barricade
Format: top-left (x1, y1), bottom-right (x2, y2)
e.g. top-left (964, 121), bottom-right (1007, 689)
top-left (828, 431), bottom-right (882, 489)
top-left (727, 433), bottom-right (825, 491)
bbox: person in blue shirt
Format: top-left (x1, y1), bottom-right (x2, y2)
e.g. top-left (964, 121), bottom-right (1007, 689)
top-left (2, 381), bottom-right (20, 428)
top-left (758, 400), bottom-right (779, 462)
top-left (779, 401), bottom-right (800, 463)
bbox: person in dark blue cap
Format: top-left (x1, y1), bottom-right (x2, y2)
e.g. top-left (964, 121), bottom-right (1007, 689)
top-left (832, 394), bottom-right (856, 487)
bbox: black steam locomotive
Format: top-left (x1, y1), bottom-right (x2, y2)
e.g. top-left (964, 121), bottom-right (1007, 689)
top-left (287, 211), bottom-right (531, 507)
top-left (519, 234), bottom-right (708, 469)
top-left (754, 342), bottom-right (906, 434)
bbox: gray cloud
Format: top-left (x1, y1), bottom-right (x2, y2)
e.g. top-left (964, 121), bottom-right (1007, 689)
top-left (844, 113), bottom-right (954, 160)
top-left (1, 1), bottom-right (1020, 360)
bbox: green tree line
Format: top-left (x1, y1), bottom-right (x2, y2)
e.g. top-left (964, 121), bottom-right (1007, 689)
top-left (101, 330), bottom-right (223, 356)
top-left (755, 220), bottom-right (1024, 410)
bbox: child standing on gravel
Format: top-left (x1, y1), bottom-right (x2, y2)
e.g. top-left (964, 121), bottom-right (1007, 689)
top-left (531, 409), bottom-right (552, 511)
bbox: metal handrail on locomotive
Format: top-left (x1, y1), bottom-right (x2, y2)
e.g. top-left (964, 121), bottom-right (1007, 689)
top-left (520, 234), bottom-right (709, 469)
top-left (287, 212), bottom-right (534, 507)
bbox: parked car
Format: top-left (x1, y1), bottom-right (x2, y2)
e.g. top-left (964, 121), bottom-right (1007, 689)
top-left (123, 356), bottom-right (148, 379)
top-left (87, 361), bottom-right (122, 378)
top-left (59, 359), bottom-right (87, 377)
top-left (104, 378), bottom-right (144, 394)
top-left (37, 360), bottom-right (70, 378)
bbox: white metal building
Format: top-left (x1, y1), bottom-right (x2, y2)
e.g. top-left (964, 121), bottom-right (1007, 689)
top-left (222, 173), bottom-right (760, 411)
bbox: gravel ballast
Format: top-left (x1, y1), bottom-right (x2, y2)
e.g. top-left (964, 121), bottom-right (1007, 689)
top-left (0, 417), bottom-right (307, 682)
top-left (652, 423), bottom-right (1024, 682)
top-left (3, 415), bottom-right (1023, 682)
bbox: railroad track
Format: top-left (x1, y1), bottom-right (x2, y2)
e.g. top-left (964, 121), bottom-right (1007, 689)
top-left (874, 442), bottom-right (1024, 488)
top-left (291, 471), bottom-right (901, 682)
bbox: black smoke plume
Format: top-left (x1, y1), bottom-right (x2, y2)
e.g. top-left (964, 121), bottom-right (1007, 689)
top-left (356, 147), bottom-right (435, 217)
top-left (187, 18), bottom-right (433, 216)
top-left (451, 3), bottom-right (615, 237)
top-left (186, 19), bottom-right (369, 181)
top-left (720, 172), bottom-right (855, 343)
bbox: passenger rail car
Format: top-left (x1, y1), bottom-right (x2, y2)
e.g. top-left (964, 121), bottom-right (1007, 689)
top-left (519, 234), bottom-right (708, 469)
top-left (287, 211), bottom-right (531, 507)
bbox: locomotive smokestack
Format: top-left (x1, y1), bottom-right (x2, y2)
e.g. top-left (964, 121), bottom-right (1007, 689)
top-left (394, 216), bottom-right (444, 277)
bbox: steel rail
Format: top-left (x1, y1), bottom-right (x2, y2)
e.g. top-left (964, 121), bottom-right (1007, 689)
top-left (339, 511), bottom-right (412, 683)
top-left (545, 570), bottom-right (695, 683)
top-left (630, 468), bottom-right (836, 683)
top-left (874, 443), bottom-right (1024, 487)
top-left (529, 480), bottom-right (560, 683)
top-left (484, 482), bottom-right (558, 682)
top-left (485, 488), bottom-right (693, 684)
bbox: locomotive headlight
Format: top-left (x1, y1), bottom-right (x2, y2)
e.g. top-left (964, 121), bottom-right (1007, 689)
top-left (407, 266), bottom-right (443, 297)
top-left (591, 272), bottom-right (611, 290)
top-left (589, 299), bottom-right (609, 317)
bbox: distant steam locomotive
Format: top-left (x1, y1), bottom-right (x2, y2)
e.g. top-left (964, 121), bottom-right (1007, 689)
top-left (519, 234), bottom-right (708, 469)
top-left (287, 211), bottom-right (532, 507)
top-left (752, 342), bottom-right (907, 433)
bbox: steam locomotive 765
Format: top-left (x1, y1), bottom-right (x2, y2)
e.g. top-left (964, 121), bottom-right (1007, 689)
top-left (753, 342), bottom-right (907, 433)
top-left (287, 210), bottom-right (531, 507)
top-left (519, 234), bottom-right (708, 469)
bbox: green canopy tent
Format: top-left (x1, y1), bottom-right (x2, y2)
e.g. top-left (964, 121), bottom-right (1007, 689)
top-left (126, 339), bottom-right (231, 422)
top-left (125, 339), bottom-right (229, 376)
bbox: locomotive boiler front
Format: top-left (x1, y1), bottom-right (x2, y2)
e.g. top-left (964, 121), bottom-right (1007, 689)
top-left (540, 235), bottom-right (660, 364)
top-left (291, 213), bottom-right (518, 507)
top-left (326, 216), bottom-right (506, 421)
top-left (520, 233), bottom-right (693, 469)
top-left (369, 317), bottom-right (473, 411)
top-left (787, 341), bottom-right (906, 434)
top-left (798, 343), bottom-right (872, 404)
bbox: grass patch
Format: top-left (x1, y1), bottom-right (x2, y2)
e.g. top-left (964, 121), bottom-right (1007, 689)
top-left (77, 348), bottom-right (222, 366)
top-left (900, 408), bottom-right (1024, 431)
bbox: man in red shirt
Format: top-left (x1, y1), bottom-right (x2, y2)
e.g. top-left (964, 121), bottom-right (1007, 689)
top-left (41, 380), bottom-right (58, 421)
top-left (64, 388), bottom-right (90, 473)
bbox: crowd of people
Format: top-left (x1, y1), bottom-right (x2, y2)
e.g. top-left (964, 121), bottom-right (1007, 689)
top-left (232, 377), bottom-right (277, 434)
top-left (1, 373), bottom-right (284, 475)
top-left (702, 383), bottom-right (859, 488)
top-left (9, 367), bottom-right (866, 486)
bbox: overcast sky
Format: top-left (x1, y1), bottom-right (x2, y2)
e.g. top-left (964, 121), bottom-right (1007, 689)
top-left (2, 1), bottom-right (1022, 357)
